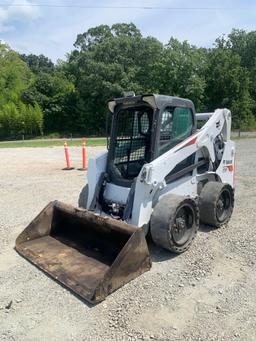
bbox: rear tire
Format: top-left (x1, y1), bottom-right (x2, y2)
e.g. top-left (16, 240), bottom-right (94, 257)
top-left (199, 182), bottom-right (234, 227)
top-left (150, 194), bottom-right (199, 254)
top-left (78, 184), bottom-right (89, 208)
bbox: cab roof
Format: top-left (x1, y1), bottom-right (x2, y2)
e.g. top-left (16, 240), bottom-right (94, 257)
top-left (108, 94), bottom-right (195, 113)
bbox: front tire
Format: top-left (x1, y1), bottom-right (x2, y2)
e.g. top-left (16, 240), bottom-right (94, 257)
top-left (78, 184), bottom-right (89, 208)
top-left (199, 182), bottom-right (234, 227)
top-left (150, 194), bottom-right (199, 253)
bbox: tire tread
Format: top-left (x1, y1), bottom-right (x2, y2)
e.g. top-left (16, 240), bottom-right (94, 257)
top-left (199, 181), bottom-right (234, 227)
top-left (151, 194), bottom-right (199, 254)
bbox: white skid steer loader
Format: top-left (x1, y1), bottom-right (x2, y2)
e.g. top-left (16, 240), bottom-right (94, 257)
top-left (16, 94), bottom-right (235, 303)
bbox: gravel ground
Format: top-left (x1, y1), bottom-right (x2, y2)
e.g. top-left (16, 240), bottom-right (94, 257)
top-left (0, 140), bottom-right (256, 341)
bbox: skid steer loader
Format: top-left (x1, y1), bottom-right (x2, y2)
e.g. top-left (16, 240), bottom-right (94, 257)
top-left (16, 93), bottom-right (235, 303)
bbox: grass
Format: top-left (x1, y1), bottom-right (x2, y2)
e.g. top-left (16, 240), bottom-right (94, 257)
top-left (232, 133), bottom-right (256, 140)
top-left (0, 132), bottom-right (255, 149)
top-left (0, 137), bottom-right (107, 148)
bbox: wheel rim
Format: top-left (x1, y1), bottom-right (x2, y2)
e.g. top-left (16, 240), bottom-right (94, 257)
top-left (216, 188), bottom-right (232, 223)
top-left (171, 204), bottom-right (195, 246)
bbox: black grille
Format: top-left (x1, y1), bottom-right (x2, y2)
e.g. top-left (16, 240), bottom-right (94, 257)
top-left (113, 108), bottom-right (152, 179)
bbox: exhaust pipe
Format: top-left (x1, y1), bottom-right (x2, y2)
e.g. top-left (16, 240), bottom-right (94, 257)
top-left (15, 201), bottom-right (151, 303)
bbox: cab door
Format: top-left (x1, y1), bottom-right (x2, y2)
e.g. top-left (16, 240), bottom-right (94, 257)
top-left (158, 106), bottom-right (195, 156)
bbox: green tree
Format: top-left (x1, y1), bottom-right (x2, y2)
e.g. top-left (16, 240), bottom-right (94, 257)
top-left (67, 23), bottom-right (164, 134)
top-left (2, 25), bottom-right (256, 137)
top-left (205, 48), bottom-right (254, 129)
top-left (157, 38), bottom-right (207, 110)
top-left (20, 53), bottom-right (54, 74)
top-left (0, 43), bottom-right (44, 137)
top-left (0, 44), bottom-right (33, 105)
top-left (22, 65), bottom-right (75, 133)
top-left (216, 29), bottom-right (256, 122)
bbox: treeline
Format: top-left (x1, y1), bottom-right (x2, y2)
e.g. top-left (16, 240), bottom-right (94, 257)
top-left (1, 23), bottom-right (256, 138)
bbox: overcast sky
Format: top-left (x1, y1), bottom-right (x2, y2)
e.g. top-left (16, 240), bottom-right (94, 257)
top-left (0, 0), bottom-right (256, 62)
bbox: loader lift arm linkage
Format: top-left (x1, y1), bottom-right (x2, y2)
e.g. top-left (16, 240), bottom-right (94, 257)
top-left (132, 108), bottom-right (234, 228)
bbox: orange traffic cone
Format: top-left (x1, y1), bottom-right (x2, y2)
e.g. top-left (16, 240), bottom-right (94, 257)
top-left (78, 138), bottom-right (87, 171)
top-left (63, 139), bottom-right (74, 170)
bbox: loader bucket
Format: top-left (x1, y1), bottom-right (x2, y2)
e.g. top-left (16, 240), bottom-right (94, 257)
top-left (15, 201), bottom-right (151, 304)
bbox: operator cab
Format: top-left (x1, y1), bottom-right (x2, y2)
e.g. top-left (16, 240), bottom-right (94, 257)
top-left (107, 93), bottom-right (197, 187)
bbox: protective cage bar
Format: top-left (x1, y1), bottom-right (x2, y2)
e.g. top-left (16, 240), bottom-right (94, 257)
top-left (113, 108), bottom-right (152, 179)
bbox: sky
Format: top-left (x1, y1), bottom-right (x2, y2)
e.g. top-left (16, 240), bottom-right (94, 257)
top-left (0, 0), bottom-right (256, 62)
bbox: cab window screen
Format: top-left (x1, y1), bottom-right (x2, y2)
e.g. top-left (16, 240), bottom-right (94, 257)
top-left (113, 107), bottom-right (152, 179)
top-left (159, 106), bottom-right (193, 155)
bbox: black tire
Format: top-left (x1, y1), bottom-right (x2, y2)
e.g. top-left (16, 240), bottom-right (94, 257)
top-left (78, 184), bottom-right (89, 208)
top-left (150, 194), bottom-right (199, 254)
top-left (199, 181), bottom-right (234, 227)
